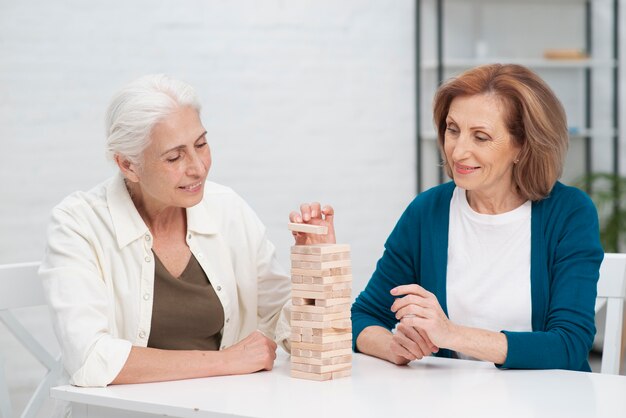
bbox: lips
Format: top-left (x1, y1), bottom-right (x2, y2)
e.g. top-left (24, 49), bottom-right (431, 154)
top-left (179, 181), bottom-right (203, 191)
top-left (454, 163), bottom-right (480, 174)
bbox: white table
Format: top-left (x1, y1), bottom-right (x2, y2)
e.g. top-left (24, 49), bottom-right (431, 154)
top-left (51, 349), bottom-right (626, 418)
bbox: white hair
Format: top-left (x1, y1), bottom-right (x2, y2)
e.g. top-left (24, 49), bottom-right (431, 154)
top-left (105, 74), bottom-right (201, 164)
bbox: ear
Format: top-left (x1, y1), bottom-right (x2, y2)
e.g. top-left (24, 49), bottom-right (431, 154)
top-left (114, 154), bottom-right (140, 183)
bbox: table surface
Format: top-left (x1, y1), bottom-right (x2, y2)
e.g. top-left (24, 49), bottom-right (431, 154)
top-left (51, 349), bottom-right (626, 418)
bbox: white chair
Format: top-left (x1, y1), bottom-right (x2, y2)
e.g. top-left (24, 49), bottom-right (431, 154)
top-left (0, 262), bottom-right (62, 418)
top-left (596, 253), bottom-right (626, 374)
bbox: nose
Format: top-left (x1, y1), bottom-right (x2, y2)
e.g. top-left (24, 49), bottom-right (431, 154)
top-left (450, 132), bottom-right (472, 162)
top-left (186, 148), bottom-right (209, 178)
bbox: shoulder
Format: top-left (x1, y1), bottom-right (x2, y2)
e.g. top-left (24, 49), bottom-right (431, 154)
top-left (51, 177), bottom-right (113, 219)
top-left (406, 181), bottom-right (456, 215)
top-left (535, 182), bottom-right (596, 214)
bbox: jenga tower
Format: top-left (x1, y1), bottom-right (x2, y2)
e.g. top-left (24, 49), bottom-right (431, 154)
top-left (287, 223), bottom-right (353, 381)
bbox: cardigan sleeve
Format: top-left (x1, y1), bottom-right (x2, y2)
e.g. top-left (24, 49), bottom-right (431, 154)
top-left (500, 189), bottom-right (603, 371)
top-left (351, 201), bottom-right (420, 351)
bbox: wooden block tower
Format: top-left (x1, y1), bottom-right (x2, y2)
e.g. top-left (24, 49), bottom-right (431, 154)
top-left (287, 222), bottom-right (352, 381)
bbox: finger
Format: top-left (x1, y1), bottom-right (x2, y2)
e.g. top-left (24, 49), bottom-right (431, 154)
top-left (415, 327), bottom-right (439, 353)
top-left (310, 202), bottom-right (321, 219)
top-left (390, 294), bottom-right (426, 313)
top-left (321, 205), bottom-right (334, 223)
top-left (398, 323), bottom-right (436, 355)
top-left (390, 337), bottom-right (417, 361)
top-left (300, 203), bottom-right (312, 222)
top-left (390, 284), bottom-right (431, 297)
top-left (395, 304), bottom-right (429, 320)
top-left (393, 331), bottom-right (424, 360)
top-left (289, 211), bottom-right (303, 223)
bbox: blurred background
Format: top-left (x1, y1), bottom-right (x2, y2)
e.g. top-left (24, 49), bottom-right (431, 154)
top-left (0, 0), bottom-right (624, 416)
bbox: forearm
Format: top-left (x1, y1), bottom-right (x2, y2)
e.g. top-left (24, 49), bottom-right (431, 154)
top-left (111, 346), bottom-right (231, 385)
top-left (355, 326), bottom-right (395, 363)
top-left (446, 324), bottom-right (507, 365)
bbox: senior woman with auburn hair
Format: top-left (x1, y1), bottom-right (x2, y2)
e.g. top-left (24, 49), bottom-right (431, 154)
top-left (39, 74), bottom-right (335, 387)
top-left (351, 63), bottom-right (603, 371)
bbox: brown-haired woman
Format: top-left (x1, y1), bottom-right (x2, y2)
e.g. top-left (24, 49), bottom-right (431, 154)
top-left (351, 64), bottom-right (603, 371)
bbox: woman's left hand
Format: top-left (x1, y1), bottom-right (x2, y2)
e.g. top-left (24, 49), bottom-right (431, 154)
top-left (390, 284), bottom-right (455, 349)
top-left (289, 202), bottom-right (336, 245)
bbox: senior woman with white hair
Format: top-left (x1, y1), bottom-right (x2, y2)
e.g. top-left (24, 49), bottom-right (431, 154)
top-left (39, 74), bottom-right (336, 387)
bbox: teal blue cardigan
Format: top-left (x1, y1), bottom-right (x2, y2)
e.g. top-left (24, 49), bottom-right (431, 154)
top-left (351, 181), bottom-right (603, 371)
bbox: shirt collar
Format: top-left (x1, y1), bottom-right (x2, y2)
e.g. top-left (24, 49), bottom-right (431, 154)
top-left (107, 173), bottom-right (150, 249)
top-left (186, 191), bottom-right (219, 235)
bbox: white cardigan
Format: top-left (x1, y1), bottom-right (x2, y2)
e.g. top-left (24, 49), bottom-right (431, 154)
top-left (40, 174), bottom-right (291, 387)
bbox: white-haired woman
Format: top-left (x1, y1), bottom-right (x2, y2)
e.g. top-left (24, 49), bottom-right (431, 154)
top-left (40, 74), bottom-right (335, 387)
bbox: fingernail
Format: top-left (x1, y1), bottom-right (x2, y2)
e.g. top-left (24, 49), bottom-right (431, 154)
top-left (390, 288), bottom-right (397, 295)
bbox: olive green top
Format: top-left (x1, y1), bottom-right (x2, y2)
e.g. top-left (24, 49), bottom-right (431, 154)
top-left (148, 252), bottom-right (224, 350)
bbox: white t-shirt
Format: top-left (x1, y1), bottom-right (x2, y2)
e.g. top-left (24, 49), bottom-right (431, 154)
top-left (446, 187), bottom-right (532, 359)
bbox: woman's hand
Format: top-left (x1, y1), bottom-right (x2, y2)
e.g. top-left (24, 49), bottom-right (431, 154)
top-left (221, 331), bottom-right (277, 374)
top-left (390, 284), bottom-right (455, 349)
top-left (289, 202), bottom-right (336, 245)
top-left (389, 322), bottom-right (439, 364)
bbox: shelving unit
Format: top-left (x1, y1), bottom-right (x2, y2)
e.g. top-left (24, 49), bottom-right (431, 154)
top-left (415, 0), bottom-right (619, 194)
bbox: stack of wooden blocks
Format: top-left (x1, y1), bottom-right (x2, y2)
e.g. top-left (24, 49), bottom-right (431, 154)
top-left (287, 223), bottom-right (352, 381)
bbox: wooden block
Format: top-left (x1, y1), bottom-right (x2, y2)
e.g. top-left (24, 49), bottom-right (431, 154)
top-left (309, 275), bottom-right (352, 285)
top-left (291, 303), bottom-right (351, 314)
top-left (290, 369), bottom-right (332, 381)
top-left (291, 266), bottom-right (352, 278)
top-left (291, 310), bottom-right (350, 322)
top-left (291, 275), bottom-right (303, 284)
top-left (291, 320), bottom-right (334, 328)
top-left (291, 244), bottom-right (351, 255)
top-left (291, 252), bottom-right (351, 262)
top-left (288, 223), bottom-right (328, 235)
top-left (291, 259), bottom-right (351, 270)
top-left (311, 333), bottom-right (352, 344)
top-left (291, 354), bottom-right (352, 366)
top-left (315, 297), bottom-right (352, 307)
top-left (291, 288), bottom-right (351, 299)
top-left (312, 328), bottom-right (351, 336)
top-left (292, 347), bottom-right (353, 359)
top-left (292, 297), bottom-right (315, 306)
top-left (291, 362), bottom-right (351, 374)
top-left (292, 282), bottom-right (351, 292)
top-left (291, 327), bottom-right (313, 337)
top-left (290, 333), bottom-right (302, 342)
top-left (291, 339), bottom-right (352, 352)
top-left (291, 319), bottom-right (352, 329)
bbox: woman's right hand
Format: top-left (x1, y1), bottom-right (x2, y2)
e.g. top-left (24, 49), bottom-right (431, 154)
top-left (222, 331), bottom-right (277, 374)
top-left (389, 322), bottom-right (439, 365)
top-left (289, 202), bottom-right (336, 245)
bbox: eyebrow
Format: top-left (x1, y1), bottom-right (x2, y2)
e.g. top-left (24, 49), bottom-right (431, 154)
top-left (160, 131), bottom-right (207, 156)
top-left (446, 117), bottom-right (490, 131)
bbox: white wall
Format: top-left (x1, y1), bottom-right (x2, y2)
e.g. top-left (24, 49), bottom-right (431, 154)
top-left (0, 0), bottom-right (416, 291)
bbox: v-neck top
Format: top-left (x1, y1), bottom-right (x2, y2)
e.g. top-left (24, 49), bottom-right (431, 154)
top-left (147, 252), bottom-right (224, 350)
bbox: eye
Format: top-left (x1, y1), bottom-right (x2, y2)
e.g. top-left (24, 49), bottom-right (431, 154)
top-left (475, 133), bottom-right (490, 142)
top-left (166, 155), bottom-right (180, 163)
top-left (445, 123), bottom-right (458, 134)
top-left (195, 142), bottom-right (208, 149)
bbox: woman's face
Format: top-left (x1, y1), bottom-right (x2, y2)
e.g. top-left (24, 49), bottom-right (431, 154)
top-left (131, 106), bottom-right (211, 210)
top-left (443, 94), bottom-right (520, 198)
